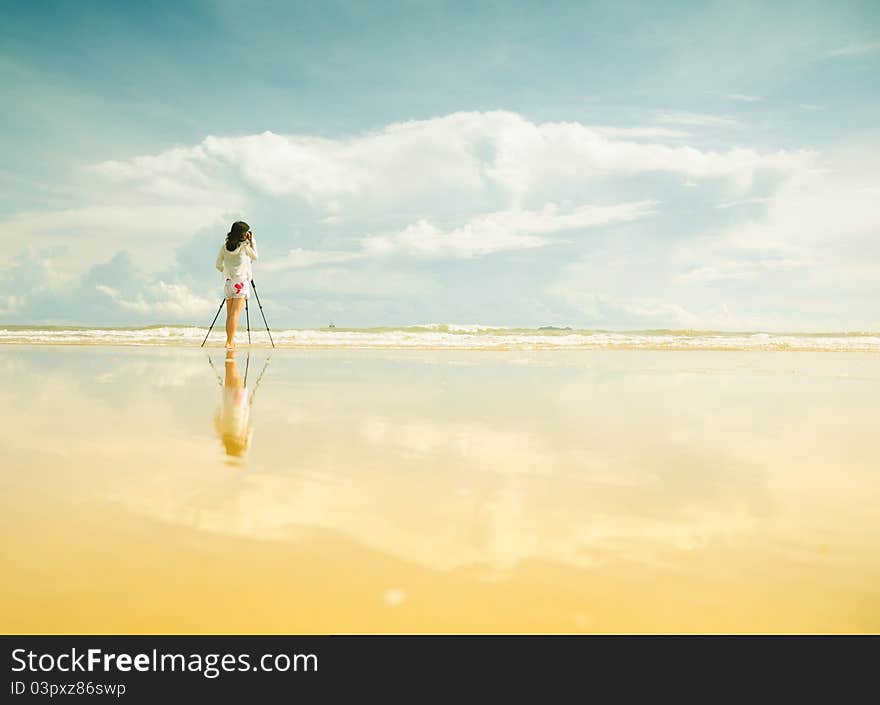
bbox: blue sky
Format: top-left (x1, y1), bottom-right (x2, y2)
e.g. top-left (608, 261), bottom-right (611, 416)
top-left (2, 0), bottom-right (879, 329)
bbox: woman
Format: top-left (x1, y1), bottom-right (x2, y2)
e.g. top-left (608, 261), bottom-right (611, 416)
top-left (215, 221), bottom-right (259, 350)
top-left (213, 352), bottom-right (253, 458)
top-left (208, 351), bottom-right (271, 460)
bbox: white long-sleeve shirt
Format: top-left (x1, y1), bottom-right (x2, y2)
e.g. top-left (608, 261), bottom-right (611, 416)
top-left (216, 237), bottom-right (258, 281)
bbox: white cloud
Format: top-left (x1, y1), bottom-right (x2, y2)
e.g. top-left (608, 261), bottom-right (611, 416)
top-left (549, 281), bottom-right (756, 330)
top-left (262, 248), bottom-right (364, 271)
top-left (6, 110), bottom-right (830, 326)
top-left (270, 267), bottom-right (438, 297)
top-left (92, 144), bottom-right (235, 202)
top-left (1, 204), bottom-right (238, 276)
top-left (655, 111), bottom-right (740, 128)
top-left (550, 273), bottom-right (783, 330)
top-left (588, 125), bottom-right (690, 139)
top-left (363, 201), bottom-right (658, 259)
top-left (684, 144), bottom-right (880, 285)
top-left (362, 218), bottom-right (546, 259)
top-left (3, 204), bottom-right (225, 236)
top-left (94, 285), bottom-right (120, 299)
top-left (715, 197), bottom-right (770, 209)
top-left (265, 201), bottom-right (658, 265)
top-left (543, 141), bottom-right (880, 331)
top-left (98, 280), bottom-right (216, 318)
top-left (92, 111), bottom-right (812, 215)
top-left (677, 257), bottom-right (810, 283)
top-left (725, 93), bottom-right (762, 102)
top-left (824, 41), bottom-right (880, 57)
top-left (659, 137), bottom-right (880, 330)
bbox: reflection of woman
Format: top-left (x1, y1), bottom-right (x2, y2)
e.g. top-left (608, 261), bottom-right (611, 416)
top-left (214, 353), bottom-right (253, 458)
top-left (215, 221), bottom-right (259, 351)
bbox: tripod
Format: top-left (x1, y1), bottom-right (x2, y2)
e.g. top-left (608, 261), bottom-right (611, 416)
top-left (200, 278), bottom-right (275, 348)
top-left (250, 279), bottom-right (275, 348)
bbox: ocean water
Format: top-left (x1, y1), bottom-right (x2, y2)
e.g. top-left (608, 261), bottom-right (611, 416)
top-left (1, 324), bottom-right (879, 351)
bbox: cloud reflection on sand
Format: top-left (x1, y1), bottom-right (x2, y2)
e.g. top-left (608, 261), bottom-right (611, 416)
top-left (1, 347), bottom-right (878, 632)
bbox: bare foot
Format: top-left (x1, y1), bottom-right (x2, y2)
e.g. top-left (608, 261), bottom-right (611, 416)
top-left (225, 342), bottom-right (235, 350)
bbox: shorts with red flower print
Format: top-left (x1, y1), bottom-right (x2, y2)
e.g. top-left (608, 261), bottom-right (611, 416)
top-left (224, 279), bottom-right (250, 300)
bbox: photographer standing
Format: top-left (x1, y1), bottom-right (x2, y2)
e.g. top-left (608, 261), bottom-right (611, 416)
top-left (215, 221), bottom-right (259, 350)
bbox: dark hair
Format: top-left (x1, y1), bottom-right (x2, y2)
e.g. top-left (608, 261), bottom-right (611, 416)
top-left (226, 221), bottom-right (250, 251)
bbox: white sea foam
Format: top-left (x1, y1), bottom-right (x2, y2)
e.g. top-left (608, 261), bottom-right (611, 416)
top-left (0, 326), bottom-right (879, 351)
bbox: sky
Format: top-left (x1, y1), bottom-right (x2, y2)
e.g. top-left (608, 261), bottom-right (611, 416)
top-left (1, 0), bottom-right (879, 330)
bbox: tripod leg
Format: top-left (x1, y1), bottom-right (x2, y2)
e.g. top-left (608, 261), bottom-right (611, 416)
top-left (250, 279), bottom-right (275, 348)
top-left (246, 298), bottom-right (251, 345)
top-left (201, 298), bottom-right (227, 348)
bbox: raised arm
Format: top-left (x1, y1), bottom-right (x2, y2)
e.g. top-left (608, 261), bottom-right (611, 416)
top-left (244, 236), bottom-right (259, 261)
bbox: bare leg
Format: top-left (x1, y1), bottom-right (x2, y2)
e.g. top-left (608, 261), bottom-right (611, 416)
top-left (225, 297), bottom-right (245, 349)
top-left (224, 354), bottom-right (243, 388)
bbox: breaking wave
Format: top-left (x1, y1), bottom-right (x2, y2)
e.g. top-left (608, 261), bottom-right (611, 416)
top-left (1, 325), bottom-right (879, 351)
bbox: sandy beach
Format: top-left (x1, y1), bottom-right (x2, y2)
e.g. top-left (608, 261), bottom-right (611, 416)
top-left (1, 344), bottom-right (878, 633)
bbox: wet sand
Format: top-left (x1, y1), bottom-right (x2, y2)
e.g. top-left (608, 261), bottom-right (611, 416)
top-left (1, 345), bottom-right (878, 633)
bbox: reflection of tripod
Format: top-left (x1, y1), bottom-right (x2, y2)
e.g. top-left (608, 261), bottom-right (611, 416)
top-left (200, 279), bottom-right (275, 348)
top-left (207, 351), bottom-right (272, 402)
top-left (209, 351), bottom-right (271, 459)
